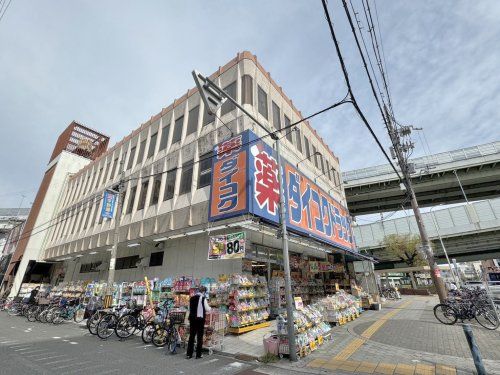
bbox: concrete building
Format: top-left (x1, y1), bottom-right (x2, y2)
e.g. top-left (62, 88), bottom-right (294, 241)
top-left (7, 52), bottom-right (361, 296)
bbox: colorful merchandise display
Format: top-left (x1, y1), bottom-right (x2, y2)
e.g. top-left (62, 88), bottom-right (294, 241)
top-left (316, 291), bottom-right (362, 325)
top-left (275, 304), bottom-right (331, 358)
top-left (227, 274), bottom-right (270, 333)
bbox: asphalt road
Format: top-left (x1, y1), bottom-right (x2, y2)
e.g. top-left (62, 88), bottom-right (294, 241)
top-left (0, 313), bottom-right (261, 375)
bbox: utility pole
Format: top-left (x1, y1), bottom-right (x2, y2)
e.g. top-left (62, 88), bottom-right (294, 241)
top-left (193, 70), bottom-right (298, 361)
top-left (105, 160), bottom-right (125, 307)
top-left (384, 106), bottom-right (446, 302)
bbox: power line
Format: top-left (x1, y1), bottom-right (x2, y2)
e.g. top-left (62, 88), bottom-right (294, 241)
top-left (125, 98), bottom-right (352, 183)
top-left (321, 0), bottom-right (402, 181)
top-left (0, 0), bottom-right (13, 23)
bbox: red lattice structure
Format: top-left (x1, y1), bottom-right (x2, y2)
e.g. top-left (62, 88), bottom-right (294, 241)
top-left (49, 121), bottom-right (109, 162)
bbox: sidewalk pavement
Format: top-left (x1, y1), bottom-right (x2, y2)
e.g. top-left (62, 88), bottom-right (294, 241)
top-left (221, 296), bottom-right (500, 374)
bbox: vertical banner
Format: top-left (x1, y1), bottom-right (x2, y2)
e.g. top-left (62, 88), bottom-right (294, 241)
top-left (209, 132), bottom-right (249, 221)
top-left (101, 190), bottom-right (117, 219)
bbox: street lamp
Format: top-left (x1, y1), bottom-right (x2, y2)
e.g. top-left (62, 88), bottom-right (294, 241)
top-left (429, 205), bottom-right (460, 286)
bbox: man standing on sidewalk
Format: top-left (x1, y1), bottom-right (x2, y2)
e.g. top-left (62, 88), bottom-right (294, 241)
top-left (186, 286), bottom-right (211, 359)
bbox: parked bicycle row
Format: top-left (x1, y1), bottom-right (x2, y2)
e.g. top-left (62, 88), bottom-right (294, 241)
top-left (433, 286), bottom-right (500, 330)
top-left (1, 296), bottom-right (201, 356)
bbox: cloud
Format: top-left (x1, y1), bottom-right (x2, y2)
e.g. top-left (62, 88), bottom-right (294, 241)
top-left (0, 0), bottom-right (499, 208)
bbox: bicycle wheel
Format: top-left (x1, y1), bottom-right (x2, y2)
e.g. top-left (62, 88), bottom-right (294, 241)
top-left (434, 304), bottom-right (457, 325)
top-left (45, 307), bottom-right (58, 323)
top-left (38, 309), bottom-right (49, 323)
top-left (141, 323), bottom-right (155, 344)
top-left (26, 307), bottom-right (38, 322)
top-left (152, 327), bottom-right (168, 347)
top-left (475, 308), bottom-right (499, 330)
top-left (97, 314), bottom-right (117, 339)
top-left (52, 309), bottom-right (65, 325)
top-left (115, 314), bottom-right (137, 339)
top-left (87, 311), bottom-right (101, 335)
top-left (7, 305), bottom-right (21, 316)
top-left (73, 307), bottom-right (86, 323)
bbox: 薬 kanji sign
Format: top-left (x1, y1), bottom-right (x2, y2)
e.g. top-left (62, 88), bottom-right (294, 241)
top-left (208, 130), bottom-right (357, 252)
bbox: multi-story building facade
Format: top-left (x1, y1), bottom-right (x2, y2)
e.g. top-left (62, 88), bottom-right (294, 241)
top-left (8, 52), bottom-right (359, 295)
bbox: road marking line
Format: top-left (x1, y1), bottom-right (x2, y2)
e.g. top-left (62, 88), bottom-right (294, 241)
top-left (26, 352), bottom-right (50, 357)
top-left (10, 344), bottom-right (31, 349)
top-left (44, 358), bottom-right (75, 366)
top-left (332, 300), bottom-right (412, 362)
top-left (94, 370), bottom-right (120, 375)
top-left (14, 347), bottom-right (32, 351)
top-left (35, 355), bottom-right (66, 361)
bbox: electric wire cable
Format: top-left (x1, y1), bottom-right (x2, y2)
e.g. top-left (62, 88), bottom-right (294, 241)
top-left (321, 0), bottom-right (402, 181)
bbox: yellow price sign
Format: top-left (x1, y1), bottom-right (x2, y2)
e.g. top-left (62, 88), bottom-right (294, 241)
top-left (318, 336), bottom-right (324, 345)
top-left (310, 341), bottom-right (317, 351)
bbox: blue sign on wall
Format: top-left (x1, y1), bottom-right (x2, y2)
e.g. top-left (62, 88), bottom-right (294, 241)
top-left (209, 130), bottom-right (357, 253)
top-left (101, 190), bottom-right (117, 219)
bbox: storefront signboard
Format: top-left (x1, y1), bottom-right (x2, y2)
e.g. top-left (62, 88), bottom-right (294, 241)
top-left (101, 190), bottom-right (117, 219)
top-left (208, 130), bottom-right (357, 253)
top-left (208, 232), bottom-right (246, 260)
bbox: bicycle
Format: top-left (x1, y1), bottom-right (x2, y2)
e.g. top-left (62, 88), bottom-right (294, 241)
top-left (151, 310), bottom-right (187, 354)
top-left (96, 303), bottom-right (131, 339)
top-left (142, 302), bottom-right (170, 344)
top-left (434, 287), bottom-right (499, 330)
top-left (52, 298), bottom-right (86, 324)
top-left (115, 304), bottom-right (155, 339)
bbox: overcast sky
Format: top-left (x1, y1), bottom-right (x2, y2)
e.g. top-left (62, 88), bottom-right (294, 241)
top-left (1, 1), bottom-right (499, 209)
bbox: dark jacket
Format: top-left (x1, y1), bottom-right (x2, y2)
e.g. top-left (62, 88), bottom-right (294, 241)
top-left (188, 294), bottom-right (206, 321)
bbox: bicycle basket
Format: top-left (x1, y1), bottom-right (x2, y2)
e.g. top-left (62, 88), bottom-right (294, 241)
top-left (169, 311), bottom-right (186, 325)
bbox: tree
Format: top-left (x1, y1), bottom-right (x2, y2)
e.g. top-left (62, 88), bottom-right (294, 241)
top-left (382, 234), bottom-right (426, 267)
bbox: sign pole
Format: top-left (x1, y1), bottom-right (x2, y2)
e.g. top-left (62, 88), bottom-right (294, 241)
top-left (105, 160), bottom-right (125, 308)
top-left (193, 70), bottom-right (297, 361)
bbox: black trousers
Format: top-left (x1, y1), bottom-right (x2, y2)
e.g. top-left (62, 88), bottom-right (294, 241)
top-left (187, 317), bottom-right (205, 358)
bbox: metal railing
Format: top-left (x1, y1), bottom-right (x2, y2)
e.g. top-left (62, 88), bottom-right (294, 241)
top-left (343, 141), bottom-right (500, 182)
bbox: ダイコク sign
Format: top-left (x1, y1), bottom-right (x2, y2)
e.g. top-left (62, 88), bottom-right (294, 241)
top-left (208, 130), bottom-right (356, 252)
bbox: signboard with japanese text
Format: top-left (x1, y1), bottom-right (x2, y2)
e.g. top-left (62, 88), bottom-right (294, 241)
top-left (208, 232), bottom-right (246, 260)
top-left (101, 190), bottom-right (117, 219)
top-left (209, 132), bottom-right (249, 221)
top-left (208, 130), bottom-right (357, 253)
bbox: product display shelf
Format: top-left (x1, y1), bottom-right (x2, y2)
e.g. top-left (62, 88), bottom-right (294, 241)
top-left (276, 304), bottom-right (331, 358)
top-left (227, 274), bottom-right (270, 334)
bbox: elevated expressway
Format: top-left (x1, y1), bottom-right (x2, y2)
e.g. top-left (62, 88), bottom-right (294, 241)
top-left (343, 142), bottom-right (500, 216)
top-left (353, 198), bottom-right (500, 265)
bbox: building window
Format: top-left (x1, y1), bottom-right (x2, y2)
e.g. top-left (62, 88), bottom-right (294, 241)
top-left (221, 81), bottom-right (236, 116)
top-left (284, 115), bottom-right (293, 144)
top-left (202, 108), bottom-right (215, 127)
top-left (159, 125), bottom-right (169, 151)
top-left (241, 75), bottom-right (253, 105)
top-left (258, 86), bottom-right (268, 119)
top-left (150, 175), bottom-right (162, 206)
top-left (198, 151), bottom-right (212, 188)
top-left (147, 132), bottom-right (158, 159)
top-left (179, 161), bottom-right (193, 195)
top-left (83, 204), bottom-right (92, 230)
top-left (80, 261), bottom-right (102, 273)
top-left (295, 128), bottom-right (303, 153)
top-left (126, 185), bottom-right (137, 214)
top-left (272, 102), bottom-right (281, 130)
top-left (127, 146), bottom-right (136, 170)
top-left (137, 179), bottom-right (149, 210)
top-left (149, 251), bottom-right (164, 267)
top-left (319, 154), bottom-right (325, 174)
top-left (110, 157), bottom-right (118, 180)
top-left (186, 106), bottom-right (200, 135)
top-left (94, 168), bottom-right (103, 189)
top-left (136, 139), bottom-right (147, 165)
top-left (116, 255), bottom-right (139, 270)
top-left (304, 136), bottom-right (311, 159)
top-left (172, 115), bottom-right (184, 144)
top-left (326, 160), bottom-right (331, 180)
top-left (312, 145), bottom-right (318, 168)
top-left (164, 169), bottom-right (176, 201)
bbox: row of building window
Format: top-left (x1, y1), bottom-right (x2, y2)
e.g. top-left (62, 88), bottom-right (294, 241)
top-left (78, 251), bottom-right (164, 273)
top-left (56, 74), bottom-right (342, 243)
